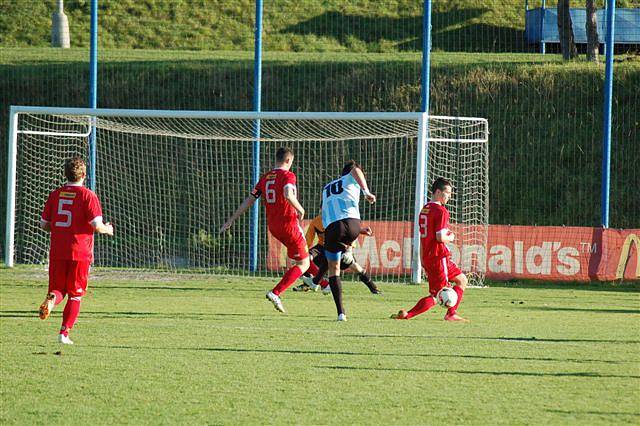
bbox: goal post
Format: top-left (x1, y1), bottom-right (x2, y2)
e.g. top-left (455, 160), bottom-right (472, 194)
top-left (5, 106), bottom-right (488, 284)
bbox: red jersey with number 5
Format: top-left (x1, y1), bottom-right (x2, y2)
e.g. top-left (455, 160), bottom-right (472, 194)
top-left (41, 185), bottom-right (103, 261)
top-left (251, 168), bottom-right (298, 231)
top-left (419, 201), bottom-right (451, 262)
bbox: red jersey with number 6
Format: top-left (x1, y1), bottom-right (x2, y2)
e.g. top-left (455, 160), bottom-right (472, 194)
top-left (41, 185), bottom-right (103, 261)
top-left (419, 201), bottom-right (451, 262)
top-left (251, 168), bottom-right (298, 231)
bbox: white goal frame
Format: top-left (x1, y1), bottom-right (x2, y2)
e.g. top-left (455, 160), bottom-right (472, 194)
top-left (5, 105), bottom-right (488, 284)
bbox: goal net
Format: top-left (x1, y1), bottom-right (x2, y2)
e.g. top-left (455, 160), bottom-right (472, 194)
top-left (6, 107), bottom-right (488, 285)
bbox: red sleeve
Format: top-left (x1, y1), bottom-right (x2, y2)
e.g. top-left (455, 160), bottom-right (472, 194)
top-left (251, 176), bottom-right (264, 198)
top-left (41, 192), bottom-right (54, 222)
top-left (430, 207), bottom-right (448, 233)
top-left (86, 191), bottom-right (103, 222)
top-left (284, 172), bottom-right (296, 187)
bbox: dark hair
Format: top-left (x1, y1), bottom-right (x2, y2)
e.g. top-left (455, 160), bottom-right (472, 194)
top-left (64, 156), bottom-right (86, 182)
top-left (275, 147), bottom-right (294, 163)
top-left (430, 177), bottom-right (452, 194)
top-left (341, 160), bottom-right (362, 176)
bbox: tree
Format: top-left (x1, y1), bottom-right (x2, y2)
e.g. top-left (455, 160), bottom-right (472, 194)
top-left (557, 0), bottom-right (578, 60)
top-left (585, 0), bottom-right (600, 62)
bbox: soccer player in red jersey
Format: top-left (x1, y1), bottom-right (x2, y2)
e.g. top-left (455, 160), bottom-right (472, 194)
top-left (392, 177), bottom-right (468, 321)
top-left (38, 157), bottom-right (114, 344)
top-left (220, 147), bottom-right (319, 313)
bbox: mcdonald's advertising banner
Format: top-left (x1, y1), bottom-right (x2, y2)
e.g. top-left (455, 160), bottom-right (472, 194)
top-left (267, 223), bottom-right (639, 282)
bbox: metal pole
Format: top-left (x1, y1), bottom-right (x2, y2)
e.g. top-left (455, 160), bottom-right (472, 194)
top-left (601, 0), bottom-right (616, 228)
top-left (603, 1), bottom-right (607, 56)
top-left (250, 0), bottom-right (263, 272)
top-left (414, 0), bottom-right (432, 283)
top-left (89, 0), bottom-right (98, 191)
top-left (540, 0), bottom-right (546, 54)
top-left (420, 0), bottom-right (432, 114)
top-left (412, 113), bottom-right (428, 284)
top-left (5, 107), bottom-right (19, 267)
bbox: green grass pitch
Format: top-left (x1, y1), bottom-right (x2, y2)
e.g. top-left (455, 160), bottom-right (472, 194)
top-left (1, 267), bottom-right (639, 424)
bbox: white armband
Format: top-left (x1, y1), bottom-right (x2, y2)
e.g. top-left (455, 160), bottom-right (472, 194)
top-left (362, 189), bottom-right (372, 197)
top-left (436, 229), bottom-right (449, 238)
top-left (90, 216), bottom-right (104, 228)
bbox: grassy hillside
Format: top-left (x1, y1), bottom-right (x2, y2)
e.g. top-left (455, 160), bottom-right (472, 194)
top-left (2, 0), bottom-right (637, 52)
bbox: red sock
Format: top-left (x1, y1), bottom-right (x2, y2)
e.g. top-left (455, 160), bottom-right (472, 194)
top-left (307, 261), bottom-right (319, 277)
top-left (319, 279), bottom-right (329, 289)
top-left (60, 297), bottom-right (81, 336)
top-left (272, 266), bottom-right (303, 296)
top-left (447, 286), bottom-right (464, 315)
top-left (51, 290), bottom-right (64, 305)
top-left (406, 296), bottom-right (436, 319)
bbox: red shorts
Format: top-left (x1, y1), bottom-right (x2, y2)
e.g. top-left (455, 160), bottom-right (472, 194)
top-left (49, 260), bottom-right (91, 298)
top-left (423, 257), bottom-right (462, 296)
top-left (270, 222), bottom-right (309, 261)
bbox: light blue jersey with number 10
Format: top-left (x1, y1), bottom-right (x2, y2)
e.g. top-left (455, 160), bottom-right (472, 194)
top-left (321, 173), bottom-right (362, 228)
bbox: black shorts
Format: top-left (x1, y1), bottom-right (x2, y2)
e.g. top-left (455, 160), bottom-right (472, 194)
top-left (324, 218), bottom-right (360, 255)
top-left (310, 244), bottom-right (353, 271)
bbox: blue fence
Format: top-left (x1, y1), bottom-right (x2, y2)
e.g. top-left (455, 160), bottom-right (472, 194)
top-left (525, 7), bottom-right (640, 44)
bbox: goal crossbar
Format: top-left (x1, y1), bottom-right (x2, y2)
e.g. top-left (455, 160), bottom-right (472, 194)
top-left (9, 105), bottom-right (487, 124)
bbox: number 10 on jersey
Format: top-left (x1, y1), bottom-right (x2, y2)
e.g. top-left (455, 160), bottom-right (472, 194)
top-left (324, 180), bottom-right (343, 198)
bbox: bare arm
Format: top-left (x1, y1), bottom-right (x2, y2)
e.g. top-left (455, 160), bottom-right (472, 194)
top-left (284, 185), bottom-right (305, 221)
top-left (40, 220), bottom-right (51, 232)
top-left (350, 167), bottom-right (376, 204)
top-left (91, 217), bottom-right (114, 236)
top-left (220, 195), bottom-right (257, 233)
top-left (94, 222), bottom-right (114, 236)
top-left (436, 230), bottom-right (455, 243)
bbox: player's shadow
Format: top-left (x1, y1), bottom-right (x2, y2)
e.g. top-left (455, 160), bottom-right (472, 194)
top-left (0, 311), bottom-right (34, 318)
top-left (93, 284), bottom-right (257, 293)
top-left (0, 310), bottom-right (325, 321)
top-left (545, 409), bottom-right (640, 417)
top-left (343, 334), bottom-right (640, 345)
top-left (0, 282), bottom-right (43, 288)
top-left (83, 311), bottom-right (328, 320)
top-left (526, 306), bottom-right (640, 314)
top-left (93, 344), bottom-right (625, 365)
top-left (487, 281), bottom-right (640, 293)
top-left (316, 365), bottom-right (640, 379)
top-left (0, 310), bottom-right (178, 319)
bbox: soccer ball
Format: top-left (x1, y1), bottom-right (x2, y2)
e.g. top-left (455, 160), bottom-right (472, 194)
top-left (437, 287), bottom-right (458, 308)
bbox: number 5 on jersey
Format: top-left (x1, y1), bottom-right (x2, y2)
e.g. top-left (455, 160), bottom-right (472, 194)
top-left (56, 199), bottom-right (73, 227)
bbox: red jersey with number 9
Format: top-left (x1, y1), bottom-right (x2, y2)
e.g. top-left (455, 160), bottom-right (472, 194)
top-left (251, 169), bottom-right (298, 231)
top-left (41, 185), bottom-right (103, 261)
top-left (419, 201), bottom-right (451, 262)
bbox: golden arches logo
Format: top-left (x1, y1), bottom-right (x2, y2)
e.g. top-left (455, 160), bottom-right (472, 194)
top-left (616, 233), bottom-right (640, 279)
